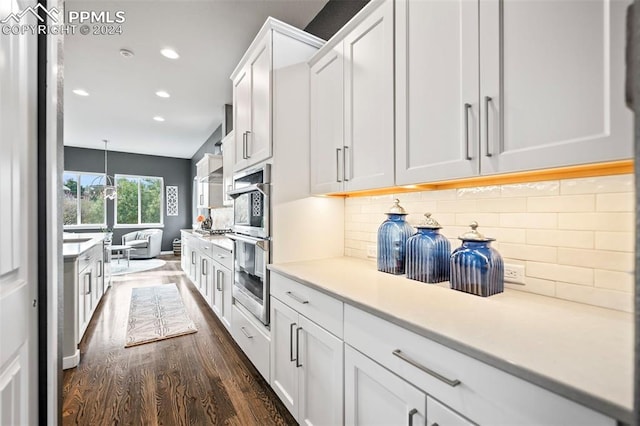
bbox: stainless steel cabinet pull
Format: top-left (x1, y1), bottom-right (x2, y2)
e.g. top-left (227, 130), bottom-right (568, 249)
top-left (295, 326), bottom-right (303, 368)
top-left (484, 96), bottom-right (492, 157)
top-left (408, 408), bottom-right (418, 426)
top-left (97, 261), bottom-right (102, 278)
top-left (336, 148), bottom-right (342, 183)
top-left (286, 291), bottom-right (309, 305)
top-left (216, 254), bottom-right (225, 259)
top-left (392, 349), bottom-right (461, 387)
top-left (343, 146), bottom-right (350, 181)
top-left (240, 326), bottom-right (253, 339)
top-left (245, 131), bottom-right (252, 158)
top-left (242, 132), bottom-right (247, 159)
top-left (87, 272), bottom-right (92, 295)
top-left (290, 323), bottom-right (297, 362)
top-left (464, 103), bottom-right (472, 160)
top-left (216, 270), bottom-right (223, 291)
top-left (202, 258), bottom-right (207, 275)
top-left (191, 251), bottom-right (196, 264)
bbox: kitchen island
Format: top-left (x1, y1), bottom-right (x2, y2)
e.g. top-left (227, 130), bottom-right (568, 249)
top-left (63, 233), bottom-right (109, 369)
top-left (269, 257), bottom-right (632, 424)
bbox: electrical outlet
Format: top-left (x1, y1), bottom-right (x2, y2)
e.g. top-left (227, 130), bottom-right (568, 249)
top-left (504, 263), bottom-right (525, 285)
top-left (366, 245), bottom-right (377, 258)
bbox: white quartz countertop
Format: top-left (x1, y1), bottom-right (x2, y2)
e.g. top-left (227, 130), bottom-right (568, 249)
top-left (62, 233), bottom-right (106, 259)
top-left (268, 257), bottom-right (633, 423)
top-left (181, 229), bottom-right (233, 252)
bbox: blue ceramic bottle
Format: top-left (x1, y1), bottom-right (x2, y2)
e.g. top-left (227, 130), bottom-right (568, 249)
top-left (405, 213), bottom-right (451, 283)
top-left (377, 199), bottom-right (414, 275)
top-left (450, 222), bottom-right (504, 297)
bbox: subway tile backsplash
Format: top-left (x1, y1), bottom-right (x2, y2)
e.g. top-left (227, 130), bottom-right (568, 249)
top-left (344, 174), bottom-right (635, 313)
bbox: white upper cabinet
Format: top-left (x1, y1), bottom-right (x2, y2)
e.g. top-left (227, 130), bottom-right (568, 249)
top-left (395, 0), bottom-right (480, 184)
top-left (396, 0), bottom-right (633, 185)
top-left (221, 131), bottom-right (234, 206)
top-left (232, 19), bottom-right (324, 173)
top-left (309, 0), bottom-right (395, 194)
top-left (310, 45), bottom-right (344, 195)
top-left (479, 0), bottom-right (633, 174)
top-left (343, 0), bottom-right (395, 191)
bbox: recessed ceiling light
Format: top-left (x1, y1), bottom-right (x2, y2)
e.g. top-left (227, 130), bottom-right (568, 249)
top-left (119, 48), bottom-right (135, 58)
top-left (153, 116), bottom-right (165, 122)
top-left (155, 91), bottom-right (170, 98)
top-left (160, 48), bottom-right (179, 59)
top-left (72, 89), bottom-right (89, 96)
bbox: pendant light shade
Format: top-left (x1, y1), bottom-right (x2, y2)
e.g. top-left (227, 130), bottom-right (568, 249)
top-left (89, 139), bottom-right (117, 200)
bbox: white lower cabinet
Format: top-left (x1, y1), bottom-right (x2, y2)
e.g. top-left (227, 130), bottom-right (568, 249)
top-left (270, 295), bottom-right (344, 425)
top-left (345, 345), bottom-right (428, 426)
top-left (213, 262), bottom-right (232, 330)
top-left (232, 303), bottom-right (271, 381)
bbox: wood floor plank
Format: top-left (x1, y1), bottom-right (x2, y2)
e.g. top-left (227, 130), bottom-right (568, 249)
top-left (62, 256), bottom-right (297, 426)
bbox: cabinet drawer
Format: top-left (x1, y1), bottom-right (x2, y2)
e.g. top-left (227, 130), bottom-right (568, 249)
top-left (344, 305), bottom-right (614, 426)
top-left (271, 272), bottom-right (343, 338)
top-left (209, 243), bottom-right (232, 270)
top-left (232, 303), bottom-right (270, 381)
top-left (77, 247), bottom-right (98, 273)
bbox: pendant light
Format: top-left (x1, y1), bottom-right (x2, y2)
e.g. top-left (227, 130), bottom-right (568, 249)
top-left (102, 139), bottom-right (117, 200)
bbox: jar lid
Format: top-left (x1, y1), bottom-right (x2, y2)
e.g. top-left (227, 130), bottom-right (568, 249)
top-left (416, 213), bottom-right (442, 229)
top-left (386, 199), bottom-right (408, 215)
top-left (459, 221), bottom-right (495, 242)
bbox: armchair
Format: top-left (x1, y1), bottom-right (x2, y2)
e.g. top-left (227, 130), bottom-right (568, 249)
top-left (122, 229), bottom-right (163, 259)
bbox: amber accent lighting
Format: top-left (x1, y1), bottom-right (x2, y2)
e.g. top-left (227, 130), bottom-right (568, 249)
top-left (329, 160), bottom-right (634, 198)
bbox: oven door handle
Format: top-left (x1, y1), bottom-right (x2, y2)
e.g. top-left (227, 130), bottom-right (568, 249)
top-left (227, 183), bottom-right (269, 199)
top-left (227, 233), bottom-right (270, 251)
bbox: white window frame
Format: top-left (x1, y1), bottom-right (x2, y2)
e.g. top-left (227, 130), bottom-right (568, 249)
top-left (113, 173), bottom-right (164, 229)
top-left (62, 170), bottom-right (107, 229)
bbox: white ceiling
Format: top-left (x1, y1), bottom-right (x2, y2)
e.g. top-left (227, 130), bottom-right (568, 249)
top-left (64, 0), bottom-right (328, 159)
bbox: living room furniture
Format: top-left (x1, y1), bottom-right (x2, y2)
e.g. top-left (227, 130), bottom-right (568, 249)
top-left (121, 229), bottom-right (163, 259)
top-left (109, 245), bottom-right (132, 267)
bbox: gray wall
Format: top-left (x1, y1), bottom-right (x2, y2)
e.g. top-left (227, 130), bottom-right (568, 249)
top-left (304, 0), bottom-right (370, 40)
top-left (64, 146), bottom-right (192, 251)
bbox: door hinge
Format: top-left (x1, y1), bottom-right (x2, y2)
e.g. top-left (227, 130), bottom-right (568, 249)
top-left (32, 299), bottom-right (37, 308)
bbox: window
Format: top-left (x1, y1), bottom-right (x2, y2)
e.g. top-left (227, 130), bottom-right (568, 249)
top-left (63, 171), bottom-right (107, 228)
top-left (115, 174), bottom-right (164, 227)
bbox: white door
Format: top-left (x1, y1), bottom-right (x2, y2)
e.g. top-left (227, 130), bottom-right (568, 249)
top-left (247, 35), bottom-right (272, 167)
top-left (214, 265), bottom-right (232, 330)
top-left (310, 45), bottom-right (344, 195)
top-left (269, 297), bottom-right (299, 418)
top-left (427, 397), bottom-right (474, 426)
top-left (345, 345), bottom-right (426, 426)
top-left (479, 0), bottom-right (633, 174)
top-left (297, 315), bottom-right (343, 426)
top-left (233, 66), bottom-right (252, 171)
top-left (343, 0), bottom-right (395, 191)
top-left (0, 0), bottom-right (39, 422)
top-left (395, 0), bottom-right (480, 184)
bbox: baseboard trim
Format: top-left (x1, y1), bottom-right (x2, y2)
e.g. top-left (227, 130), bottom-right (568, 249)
top-left (62, 349), bottom-right (80, 370)
top-left (160, 250), bottom-right (174, 255)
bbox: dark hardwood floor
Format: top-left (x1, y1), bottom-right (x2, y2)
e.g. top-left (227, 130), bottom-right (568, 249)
top-left (62, 255), bottom-right (297, 426)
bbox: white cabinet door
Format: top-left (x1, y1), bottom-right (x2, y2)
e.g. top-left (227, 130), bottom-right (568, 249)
top-left (310, 45), bottom-right (345, 195)
top-left (247, 36), bottom-right (272, 167)
top-left (345, 345), bottom-right (426, 426)
top-left (297, 315), bottom-right (343, 426)
top-left (201, 256), bottom-right (215, 309)
top-left (77, 268), bottom-right (88, 341)
top-left (213, 265), bottom-right (232, 330)
top-left (234, 36), bottom-right (273, 172)
top-left (270, 297), bottom-right (299, 417)
top-left (343, 0), bottom-right (395, 191)
top-left (395, 0), bottom-right (480, 184)
top-left (427, 397), bottom-right (473, 426)
top-left (234, 66), bottom-right (252, 171)
top-left (181, 239), bottom-right (188, 272)
top-left (221, 131), bottom-right (234, 206)
top-left (480, 0), bottom-right (633, 174)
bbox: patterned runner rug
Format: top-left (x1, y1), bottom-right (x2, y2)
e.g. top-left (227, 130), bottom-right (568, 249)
top-left (125, 283), bottom-right (197, 347)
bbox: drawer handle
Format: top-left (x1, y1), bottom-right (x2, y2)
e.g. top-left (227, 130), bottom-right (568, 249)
top-left (286, 291), bottom-right (309, 305)
top-left (295, 326), bottom-right (303, 368)
top-left (203, 246), bottom-right (209, 250)
top-left (290, 323), bottom-right (297, 362)
top-left (216, 254), bottom-right (225, 259)
top-left (392, 349), bottom-right (461, 387)
top-left (240, 326), bottom-right (253, 339)
top-left (408, 408), bottom-right (418, 426)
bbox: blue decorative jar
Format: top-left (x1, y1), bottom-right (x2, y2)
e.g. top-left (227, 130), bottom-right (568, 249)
top-left (450, 222), bottom-right (504, 297)
top-left (405, 213), bottom-right (451, 283)
top-left (377, 199), bottom-right (414, 275)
